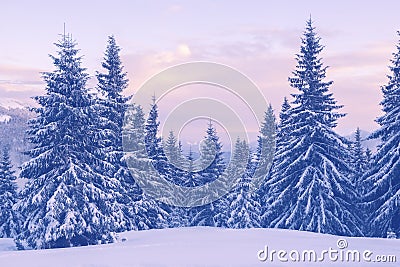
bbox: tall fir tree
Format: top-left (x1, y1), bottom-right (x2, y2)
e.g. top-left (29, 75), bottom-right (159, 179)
top-left (349, 128), bottom-right (368, 191)
top-left (252, 104), bottom-right (277, 176)
top-left (277, 97), bottom-right (291, 144)
top-left (0, 147), bottom-right (21, 238)
top-left (123, 104), bottom-right (169, 230)
top-left (163, 130), bottom-right (187, 186)
top-left (181, 146), bottom-right (202, 187)
top-left (199, 121), bottom-right (226, 184)
top-left (227, 138), bottom-right (261, 228)
top-left (363, 32), bottom-right (400, 238)
top-left (190, 121), bottom-right (226, 227)
top-left (264, 19), bottom-right (363, 236)
top-left (17, 34), bottom-right (127, 249)
top-left (95, 35), bottom-right (141, 232)
top-left (254, 104), bottom-right (277, 227)
top-left (96, 35), bottom-right (131, 182)
top-left (145, 97), bottom-right (169, 176)
top-left (163, 131), bottom-right (191, 227)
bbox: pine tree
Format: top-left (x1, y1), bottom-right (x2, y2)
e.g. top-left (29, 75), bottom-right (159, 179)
top-left (123, 104), bottom-right (169, 230)
top-left (190, 121), bottom-right (226, 227)
top-left (199, 121), bottom-right (225, 184)
top-left (227, 138), bottom-right (261, 228)
top-left (252, 104), bottom-right (276, 176)
top-left (264, 19), bottom-right (363, 236)
top-left (254, 104), bottom-right (277, 227)
top-left (182, 146), bottom-right (202, 187)
top-left (145, 97), bottom-right (169, 176)
top-left (277, 97), bottom-right (291, 144)
top-left (95, 35), bottom-right (131, 181)
top-left (95, 35), bottom-right (138, 233)
top-left (163, 131), bottom-right (192, 227)
top-left (363, 32), bottom-right (400, 238)
top-left (163, 130), bottom-right (187, 186)
top-left (16, 34), bottom-right (126, 249)
top-left (349, 128), bottom-right (368, 191)
top-left (0, 147), bottom-right (21, 238)
top-left (164, 131), bottom-right (179, 163)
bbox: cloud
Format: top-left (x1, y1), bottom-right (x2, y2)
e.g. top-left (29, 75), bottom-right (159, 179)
top-left (167, 4), bottom-right (183, 13)
top-left (0, 65), bottom-right (45, 99)
top-left (177, 44), bottom-right (191, 57)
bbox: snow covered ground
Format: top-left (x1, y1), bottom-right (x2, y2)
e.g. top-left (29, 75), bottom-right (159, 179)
top-left (0, 227), bottom-right (399, 267)
top-left (0, 239), bottom-right (16, 252)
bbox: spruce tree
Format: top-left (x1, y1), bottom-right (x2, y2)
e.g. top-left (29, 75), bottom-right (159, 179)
top-left (190, 121), bottom-right (226, 227)
top-left (227, 138), bottom-right (261, 228)
top-left (349, 128), bottom-right (368, 191)
top-left (123, 104), bottom-right (169, 230)
top-left (252, 104), bottom-right (276, 177)
top-left (254, 104), bottom-right (276, 227)
top-left (265, 19), bottom-right (362, 236)
top-left (96, 36), bottom-right (132, 183)
top-left (163, 130), bottom-right (187, 186)
top-left (163, 131), bottom-right (192, 227)
top-left (17, 34), bottom-right (125, 249)
top-left (95, 35), bottom-right (147, 233)
top-left (0, 147), bottom-right (21, 238)
top-left (144, 97), bottom-right (169, 177)
top-left (181, 146), bottom-right (202, 187)
top-left (199, 121), bottom-right (225, 184)
top-left (363, 32), bottom-right (400, 238)
top-left (277, 97), bottom-right (291, 144)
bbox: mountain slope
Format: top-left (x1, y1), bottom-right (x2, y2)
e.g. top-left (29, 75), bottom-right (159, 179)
top-left (0, 98), bottom-right (33, 176)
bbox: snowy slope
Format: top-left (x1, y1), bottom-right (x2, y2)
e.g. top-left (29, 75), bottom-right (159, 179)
top-left (1, 227), bottom-right (399, 267)
top-left (0, 98), bottom-right (28, 110)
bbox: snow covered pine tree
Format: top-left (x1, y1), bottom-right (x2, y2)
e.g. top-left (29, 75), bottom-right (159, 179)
top-left (227, 138), bottom-right (261, 228)
top-left (96, 36), bottom-right (146, 232)
top-left (349, 128), bottom-right (369, 192)
top-left (191, 121), bottom-right (226, 227)
top-left (122, 104), bottom-right (169, 230)
top-left (17, 34), bottom-right (129, 249)
top-left (255, 104), bottom-right (277, 227)
top-left (264, 18), bottom-right (363, 236)
top-left (363, 32), bottom-right (400, 238)
top-left (0, 147), bottom-right (21, 238)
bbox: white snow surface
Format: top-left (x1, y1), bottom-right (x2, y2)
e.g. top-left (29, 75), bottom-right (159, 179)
top-left (0, 239), bottom-right (16, 252)
top-left (0, 227), bottom-right (399, 267)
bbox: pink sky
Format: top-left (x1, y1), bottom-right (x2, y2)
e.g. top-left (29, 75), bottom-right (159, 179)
top-left (1, 1), bottom-right (399, 146)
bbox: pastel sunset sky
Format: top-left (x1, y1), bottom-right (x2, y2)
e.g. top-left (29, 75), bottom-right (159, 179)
top-left (1, 0), bottom-right (399, 145)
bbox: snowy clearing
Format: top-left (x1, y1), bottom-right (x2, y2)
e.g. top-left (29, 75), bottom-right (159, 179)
top-left (1, 227), bottom-right (399, 267)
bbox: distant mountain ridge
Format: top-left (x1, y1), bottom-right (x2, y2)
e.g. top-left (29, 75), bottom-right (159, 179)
top-left (0, 98), bottom-right (33, 174)
top-left (345, 129), bottom-right (380, 152)
top-left (0, 98), bottom-right (30, 110)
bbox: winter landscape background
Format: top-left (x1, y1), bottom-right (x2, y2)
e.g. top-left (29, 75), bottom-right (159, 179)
top-left (1, 1), bottom-right (400, 266)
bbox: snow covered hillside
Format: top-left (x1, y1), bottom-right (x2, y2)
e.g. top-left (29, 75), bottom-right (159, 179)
top-left (0, 227), bottom-right (399, 267)
top-left (0, 98), bottom-right (29, 110)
